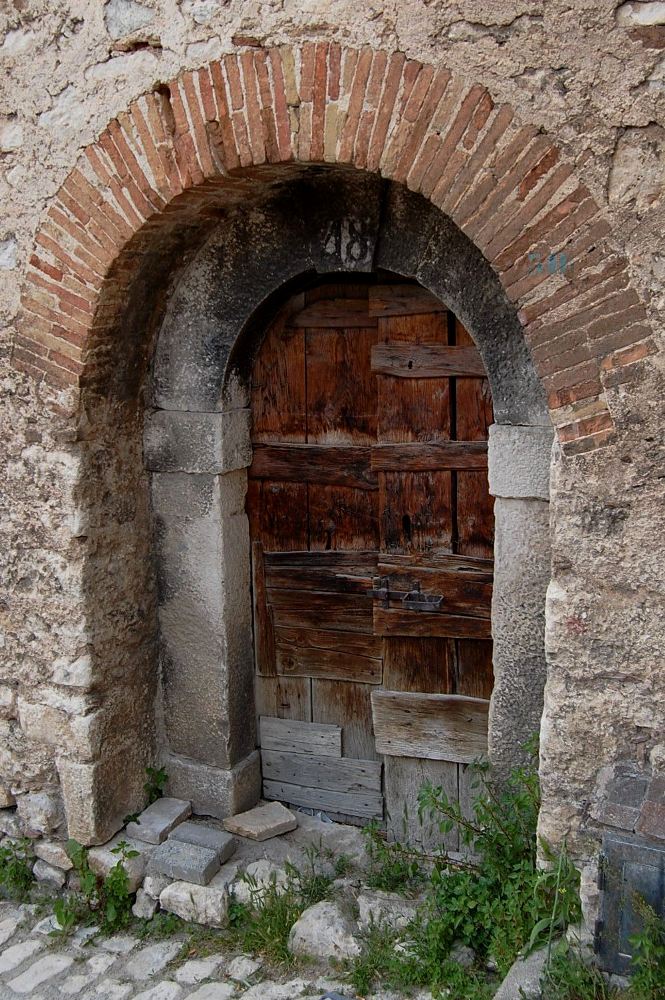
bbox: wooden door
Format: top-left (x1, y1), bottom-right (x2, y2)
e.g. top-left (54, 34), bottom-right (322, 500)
top-left (247, 279), bottom-right (494, 841)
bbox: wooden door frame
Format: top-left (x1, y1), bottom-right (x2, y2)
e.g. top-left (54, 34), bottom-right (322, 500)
top-left (145, 169), bottom-right (553, 818)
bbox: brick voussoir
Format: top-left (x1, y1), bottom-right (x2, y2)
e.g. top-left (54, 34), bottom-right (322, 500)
top-left (181, 71), bottom-right (220, 177)
top-left (239, 50), bottom-right (267, 165)
top-left (561, 427), bottom-right (616, 455)
top-left (208, 61), bottom-right (243, 169)
top-left (496, 191), bottom-right (597, 274)
top-left (440, 103), bottom-right (514, 215)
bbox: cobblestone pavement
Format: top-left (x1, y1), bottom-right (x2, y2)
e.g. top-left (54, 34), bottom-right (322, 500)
top-left (0, 901), bottom-right (346, 1000)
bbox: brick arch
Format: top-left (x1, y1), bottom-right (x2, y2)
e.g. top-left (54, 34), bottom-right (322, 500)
top-left (15, 43), bottom-right (655, 455)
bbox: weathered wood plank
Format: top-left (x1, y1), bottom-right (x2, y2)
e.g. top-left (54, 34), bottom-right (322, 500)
top-left (271, 592), bottom-right (373, 635)
top-left (372, 442), bottom-right (488, 472)
top-left (308, 484), bottom-right (380, 550)
top-left (376, 564), bottom-right (493, 618)
top-left (371, 690), bottom-right (489, 763)
top-left (251, 317), bottom-right (306, 442)
top-left (261, 750), bottom-right (382, 792)
top-left (254, 676), bottom-right (312, 724)
top-left (266, 565), bottom-right (374, 595)
top-left (378, 551), bottom-right (493, 578)
top-left (275, 626), bottom-right (382, 658)
top-left (306, 325), bottom-right (378, 443)
top-left (312, 679), bottom-right (378, 760)
top-left (374, 606), bottom-right (492, 639)
top-left (252, 541), bottom-right (276, 677)
top-left (369, 284), bottom-right (445, 316)
top-left (276, 643), bottom-right (383, 684)
top-left (290, 299), bottom-right (377, 327)
top-left (383, 636), bottom-right (455, 693)
top-left (263, 779), bottom-right (383, 819)
top-left (250, 444), bottom-right (377, 490)
top-left (372, 343), bottom-right (486, 378)
top-left (384, 756), bottom-right (460, 852)
top-left (259, 716), bottom-right (341, 757)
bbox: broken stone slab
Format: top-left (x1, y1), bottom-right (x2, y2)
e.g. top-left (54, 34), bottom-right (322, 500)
top-left (169, 820), bottom-right (237, 862)
top-left (124, 940), bottom-right (182, 980)
top-left (493, 946), bottom-right (548, 1000)
top-left (227, 954), bottom-right (262, 980)
top-left (174, 956), bottom-right (224, 984)
top-left (224, 801), bottom-right (297, 841)
top-left (143, 872), bottom-right (173, 899)
top-left (232, 859), bottom-right (289, 905)
top-left (159, 879), bottom-right (229, 928)
top-left (33, 858), bottom-right (67, 889)
top-left (148, 838), bottom-right (220, 885)
top-left (357, 890), bottom-right (420, 932)
top-left (189, 984), bottom-right (236, 1000)
top-left (132, 888), bottom-right (158, 920)
top-left (288, 900), bottom-right (361, 960)
top-left (126, 797), bottom-right (192, 844)
top-left (88, 833), bottom-right (154, 893)
top-left (239, 980), bottom-right (312, 1000)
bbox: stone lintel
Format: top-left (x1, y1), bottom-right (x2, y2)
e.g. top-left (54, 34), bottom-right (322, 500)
top-left (488, 423), bottom-right (554, 501)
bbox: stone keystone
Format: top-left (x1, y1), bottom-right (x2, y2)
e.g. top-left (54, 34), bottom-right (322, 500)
top-left (169, 820), bottom-right (237, 862)
top-left (126, 797), bottom-right (192, 844)
top-left (148, 839), bottom-right (220, 885)
top-left (223, 801), bottom-right (297, 841)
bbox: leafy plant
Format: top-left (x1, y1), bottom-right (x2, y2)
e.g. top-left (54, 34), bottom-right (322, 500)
top-left (630, 897), bottom-right (665, 999)
top-left (103, 840), bottom-right (139, 931)
top-left (362, 819), bottom-right (424, 893)
top-left (0, 838), bottom-right (34, 900)
top-left (540, 942), bottom-right (619, 1000)
top-left (63, 837), bottom-right (138, 934)
top-left (144, 766), bottom-right (168, 805)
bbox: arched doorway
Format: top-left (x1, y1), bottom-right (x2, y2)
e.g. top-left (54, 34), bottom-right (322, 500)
top-left (247, 274), bottom-right (494, 846)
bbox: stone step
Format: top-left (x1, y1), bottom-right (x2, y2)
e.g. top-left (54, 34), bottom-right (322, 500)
top-left (168, 820), bottom-right (237, 863)
top-left (148, 839), bottom-right (220, 886)
top-left (126, 797), bottom-right (192, 845)
top-left (223, 801), bottom-right (297, 842)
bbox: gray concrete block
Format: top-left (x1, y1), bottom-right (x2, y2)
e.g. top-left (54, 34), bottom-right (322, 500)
top-left (488, 424), bottom-right (554, 500)
top-left (148, 839), bottom-right (221, 886)
top-left (144, 409), bottom-right (251, 473)
top-left (126, 797), bottom-right (192, 845)
top-left (169, 822), bottom-right (237, 863)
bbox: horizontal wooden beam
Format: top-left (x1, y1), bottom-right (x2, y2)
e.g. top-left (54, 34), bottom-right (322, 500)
top-left (289, 298), bottom-right (377, 327)
top-left (250, 444), bottom-right (377, 490)
top-left (374, 606), bottom-right (492, 639)
top-left (263, 779), bottom-right (383, 819)
top-left (371, 441), bottom-right (488, 471)
top-left (377, 563), bottom-right (492, 617)
top-left (259, 716), bottom-right (341, 757)
top-left (276, 642), bottom-right (382, 684)
top-left (371, 689), bottom-right (489, 763)
top-left (378, 551), bottom-right (493, 579)
top-left (261, 750), bottom-right (382, 793)
top-left (275, 626), bottom-right (383, 659)
top-left (372, 343), bottom-right (486, 378)
top-left (368, 284), bottom-right (445, 317)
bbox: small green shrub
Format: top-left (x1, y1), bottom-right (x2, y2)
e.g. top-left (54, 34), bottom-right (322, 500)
top-left (0, 838), bottom-right (34, 900)
top-left (362, 819), bottom-right (424, 893)
top-left (630, 897), bottom-right (665, 1000)
top-left (144, 767), bottom-right (168, 805)
top-left (59, 838), bottom-right (138, 935)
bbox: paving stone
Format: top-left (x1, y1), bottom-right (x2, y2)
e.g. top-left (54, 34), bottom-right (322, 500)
top-left (60, 973), bottom-right (94, 995)
top-left (357, 890), bottom-right (419, 932)
top-left (33, 913), bottom-right (64, 935)
top-left (33, 857), bottom-right (67, 888)
top-left (7, 953), bottom-right (74, 993)
top-left (0, 914), bottom-right (20, 946)
top-left (126, 798), bottom-right (192, 845)
top-left (239, 979), bottom-right (310, 1000)
top-left (124, 940), bottom-right (182, 980)
top-left (98, 934), bottom-right (138, 953)
top-left (159, 879), bottom-right (228, 928)
top-left (34, 840), bottom-right (73, 871)
top-left (169, 822), bottom-right (237, 863)
top-left (70, 925), bottom-right (100, 949)
top-left (174, 956), bottom-right (223, 984)
top-left (133, 887), bottom-right (159, 919)
top-left (133, 984), bottom-right (183, 1000)
top-left (87, 953), bottom-right (116, 974)
top-left (189, 985), bottom-right (236, 1000)
top-left (493, 946), bottom-right (548, 1000)
top-left (0, 938), bottom-right (44, 973)
top-left (224, 802), bottom-right (297, 841)
top-left (143, 873), bottom-right (173, 899)
top-left (92, 982), bottom-right (133, 999)
top-left (232, 860), bottom-right (288, 906)
top-left (149, 839), bottom-right (220, 885)
top-left (227, 954), bottom-right (262, 980)
top-left (88, 834), bottom-right (154, 892)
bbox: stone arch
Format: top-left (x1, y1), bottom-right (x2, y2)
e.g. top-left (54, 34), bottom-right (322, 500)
top-left (11, 44), bottom-right (658, 843)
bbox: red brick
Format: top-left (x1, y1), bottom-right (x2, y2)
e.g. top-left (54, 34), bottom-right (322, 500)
top-left (209, 61), bottom-right (242, 169)
top-left (224, 54), bottom-right (245, 111)
top-left (143, 93), bottom-right (186, 193)
top-left (548, 379), bottom-right (603, 409)
top-left (231, 110), bottom-right (253, 167)
top-left (338, 47), bottom-right (373, 163)
top-left (27, 271), bottom-right (94, 315)
top-left (266, 49), bottom-right (293, 162)
top-left (392, 68), bottom-right (451, 185)
top-left (561, 427), bottom-right (615, 455)
top-left (483, 162), bottom-right (575, 259)
top-left (600, 338), bottom-right (656, 371)
top-left (543, 358), bottom-right (600, 393)
top-left (12, 344), bottom-right (78, 387)
top-left (310, 42), bottom-right (329, 162)
top-left (592, 322), bottom-right (653, 357)
top-left (518, 146), bottom-right (560, 200)
top-left (403, 64), bottom-right (434, 122)
top-left (111, 117), bottom-right (167, 210)
top-left (67, 164), bottom-right (135, 237)
top-left (425, 84), bottom-right (488, 201)
top-left (85, 145), bottom-right (145, 230)
top-left (354, 50), bottom-right (387, 168)
top-left (505, 220), bottom-right (613, 302)
top-left (557, 409), bottom-right (614, 443)
top-left (531, 289), bottom-right (642, 350)
top-left (328, 42), bottom-right (341, 101)
top-left (398, 60), bottom-right (422, 117)
top-left (29, 255), bottom-right (64, 282)
top-left (406, 133), bottom-right (440, 192)
top-left (37, 225), bottom-right (105, 285)
top-left (535, 340), bottom-right (592, 378)
top-left (299, 41), bottom-right (316, 103)
top-left (181, 72), bottom-right (218, 177)
top-left (496, 188), bottom-right (595, 274)
top-left (198, 66), bottom-right (216, 121)
top-left (366, 52), bottom-right (406, 172)
top-left (463, 91), bottom-right (494, 149)
top-left (454, 125), bottom-right (539, 226)
top-left (240, 50), bottom-right (266, 165)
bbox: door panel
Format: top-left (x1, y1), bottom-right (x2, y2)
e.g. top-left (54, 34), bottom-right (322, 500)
top-left (247, 278), bottom-right (494, 831)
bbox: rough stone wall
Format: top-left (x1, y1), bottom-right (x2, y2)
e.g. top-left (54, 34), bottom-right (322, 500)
top-left (0, 0), bottom-right (663, 903)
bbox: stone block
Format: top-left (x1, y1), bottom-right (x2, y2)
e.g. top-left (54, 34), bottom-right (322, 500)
top-left (288, 900), bottom-right (360, 960)
top-left (493, 946), bottom-right (548, 1000)
top-left (16, 790), bottom-right (64, 837)
top-left (33, 858), bottom-right (66, 888)
top-left (165, 751), bottom-right (261, 820)
top-left (88, 833), bottom-right (154, 893)
top-left (34, 839), bottom-right (73, 870)
top-left (488, 424), bottom-right (553, 500)
top-left (126, 797), bottom-right (192, 844)
top-left (144, 409), bottom-right (251, 473)
top-left (0, 809), bottom-right (22, 837)
top-left (148, 839), bottom-right (220, 885)
top-left (143, 872), bottom-right (172, 899)
top-left (132, 888), bottom-right (159, 919)
top-left (159, 879), bottom-right (229, 928)
top-left (169, 821), bottom-right (237, 862)
top-left (224, 801), bottom-right (297, 841)
top-left (174, 956), bottom-right (223, 984)
top-left (0, 785), bottom-right (15, 808)
top-left (227, 955), bottom-right (262, 981)
top-left (7, 953), bottom-right (73, 994)
top-left (636, 800), bottom-right (665, 840)
top-left (0, 939), bottom-right (43, 974)
top-left (232, 860), bottom-right (288, 905)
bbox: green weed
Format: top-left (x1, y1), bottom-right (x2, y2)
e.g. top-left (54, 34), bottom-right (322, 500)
top-left (0, 838), bottom-right (34, 900)
top-left (630, 897), bottom-right (665, 999)
top-left (144, 766), bottom-right (168, 805)
top-left (541, 943), bottom-right (619, 1000)
top-left (54, 838), bottom-right (138, 935)
top-left (362, 819), bottom-right (424, 893)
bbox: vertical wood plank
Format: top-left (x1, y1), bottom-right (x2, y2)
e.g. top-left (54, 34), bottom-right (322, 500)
top-left (312, 679), bottom-right (378, 760)
top-left (384, 756), bottom-right (460, 852)
top-left (251, 540), bottom-right (276, 677)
